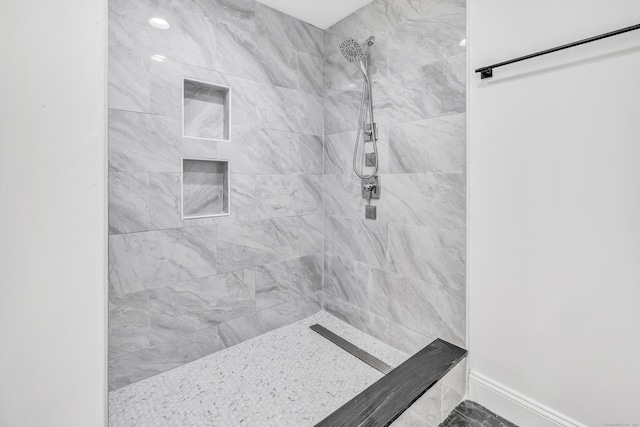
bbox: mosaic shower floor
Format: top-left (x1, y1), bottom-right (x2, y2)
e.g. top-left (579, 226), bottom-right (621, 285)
top-left (108, 311), bottom-right (409, 427)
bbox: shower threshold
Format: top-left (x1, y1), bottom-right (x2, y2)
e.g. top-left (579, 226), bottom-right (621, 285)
top-left (108, 311), bottom-right (409, 427)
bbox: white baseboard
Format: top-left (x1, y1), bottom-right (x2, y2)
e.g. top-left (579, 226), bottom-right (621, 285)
top-left (468, 371), bottom-right (586, 427)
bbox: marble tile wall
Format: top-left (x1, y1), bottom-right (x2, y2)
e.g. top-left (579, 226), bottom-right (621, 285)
top-left (321, 0), bottom-right (467, 353)
top-left (108, 0), bottom-right (324, 389)
top-left (109, 0), bottom-right (467, 392)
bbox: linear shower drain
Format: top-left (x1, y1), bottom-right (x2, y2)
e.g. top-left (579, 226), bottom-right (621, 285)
top-left (310, 324), bottom-right (393, 375)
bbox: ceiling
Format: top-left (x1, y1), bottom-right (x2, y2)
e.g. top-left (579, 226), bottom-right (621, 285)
top-left (255, 0), bottom-right (373, 29)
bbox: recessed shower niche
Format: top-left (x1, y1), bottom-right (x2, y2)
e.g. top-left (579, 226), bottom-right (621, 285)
top-left (182, 78), bottom-right (230, 141)
top-left (181, 158), bottom-right (230, 219)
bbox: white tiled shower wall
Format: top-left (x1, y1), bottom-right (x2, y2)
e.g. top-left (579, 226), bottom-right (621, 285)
top-left (107, 0), bottom-right (467, 404)
top-left (107, 0), bottom-right (325, 390)
top-left (322, 0), bottom-right (466, 355)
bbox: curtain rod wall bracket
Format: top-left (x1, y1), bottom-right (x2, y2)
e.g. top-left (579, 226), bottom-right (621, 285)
top-left (480, 68), bottom-right (493, 79)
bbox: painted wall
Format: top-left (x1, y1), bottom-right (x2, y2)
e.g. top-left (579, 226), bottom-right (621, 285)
top-left (322, 0), bottom-right (467, 424)
top-left (468, 1), bottom-right (640, 425)
top-left (0, 0), bottom-right (107, 426)
top-left (107, 0), bottom-right (325, 389)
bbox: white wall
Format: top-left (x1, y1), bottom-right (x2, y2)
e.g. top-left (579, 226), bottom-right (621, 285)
top-left (469, 1), bottom-right (640, 426)
top-left (0, 1), bottom-right (107, 426)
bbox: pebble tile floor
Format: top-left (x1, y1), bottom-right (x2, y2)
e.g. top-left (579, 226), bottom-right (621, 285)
top-left (439, 400), bottom-right (518, 427)
top-left (109, 311), bottom-right (410, 427)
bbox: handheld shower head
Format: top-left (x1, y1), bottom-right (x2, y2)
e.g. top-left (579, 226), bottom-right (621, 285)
top-left (339, 38), bottom-right (365, 62)
top-left (340, 36), bottom-right (375, 78)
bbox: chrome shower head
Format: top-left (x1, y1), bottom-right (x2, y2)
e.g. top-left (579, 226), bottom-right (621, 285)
top-left (340, 36), bottom-right (375, 78)
top-left (340, 38), bottom-right (366, 63)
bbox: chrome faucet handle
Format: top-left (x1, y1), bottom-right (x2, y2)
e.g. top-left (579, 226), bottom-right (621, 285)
top-left (363, 182), bottom-right (376, 204)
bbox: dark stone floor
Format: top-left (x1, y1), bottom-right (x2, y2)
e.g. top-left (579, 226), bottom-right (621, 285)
top-left (439, 400), bottom-right (518, 427)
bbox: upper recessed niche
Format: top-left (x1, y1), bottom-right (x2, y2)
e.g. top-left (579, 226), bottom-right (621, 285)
top-left (183, 78), bottom-right (230, 142)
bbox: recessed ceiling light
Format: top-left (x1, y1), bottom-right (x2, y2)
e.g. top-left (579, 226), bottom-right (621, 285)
top-left (149, 18), bottom-right (170, 29)
top-left (459, 39), bottom-right (466, 47)
top-left (151, 54), bottom-right (167, 62)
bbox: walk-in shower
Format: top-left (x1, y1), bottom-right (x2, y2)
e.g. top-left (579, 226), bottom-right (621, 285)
top-left (106, 0), bottom-right (469, 424)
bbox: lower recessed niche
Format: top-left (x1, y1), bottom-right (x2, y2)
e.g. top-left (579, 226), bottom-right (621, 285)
top-left (181, 158), bottom-right (230, 219)
top-left (183, 78), bottom-right (230, 141)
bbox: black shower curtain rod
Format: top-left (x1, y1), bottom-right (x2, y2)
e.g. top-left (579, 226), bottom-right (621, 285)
top-left (475, 23), bottom-right (640, 79)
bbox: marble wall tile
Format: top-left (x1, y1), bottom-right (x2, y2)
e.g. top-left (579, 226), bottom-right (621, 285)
top-left (149, 270), bottom-right (255, 345)
top-left (108, 110), bottom-right (180, 173)
top-left (150, 59), bottom-right (228, 122)
top-left (320, 0), bottom-right (468, 363)
top-left (383, 320), bottom-right (433, 355)
top-left (256, 175), bottom-right (323, 219)
top-left (108, 172), bottom-right (150, 234)
top-left (388, 3), bottom-right (465, 75)
top-left (325, 215), bottom-right (388, 269)
top-left (256, 3), bottom-right (323, 58)
top-left (441, 358), bottom-right (466, 393)
top-left (299, 135), bottom-right (324, 175)
top-left (388, 224), bottom-right (465, 292)
top-left (219, 127), bottom-right (321, 175)
top-left (195, 0), bottom-right (256, 34)
top-left (148, 56), bottom-right (260, 135)
top-left (322, 293), bottom-right (375, 336)
top-left (209, 15), bottom-right (270, 83)
top-left (108, 0), bottom-right (343, 385)
top-left (219, 126), bottom-right (295, 174)
top-left (374, 54), bottom-right (466, 125)
top-left (298, 52), bottom-right (324, 97)
top-left (356, 0), bottom-right (413, 34)
top-left (288, 19), bottom-right (324, 58)
top-left (388, 113), bottom-right (466, 174)
top-left (324, 132), bottom-right (357, 174)
top-left (108, 290), bottom-right (149, 360)
top-left (149, 173), bottom-right (182, 229)
top-left (109, 0), bottom-right (217, 69)
top-left (441, 381), bottom-right (464, 420)
top-left (175, 138), bottom-right (218, 160)
top-left (217, 217), bottom-right (300, 273)
top-left (378, 173), bottom-right (466, 231)
top-left (369, 268), bottom-right (465, 346)
top-left (148, 58), bottom-right (182, 118)
top-left (324, 254), bottom-right (371, 308)
top-left (229, 174), bottom-right (257, 221)
top-left (109, 225), bottom-right (217, 296)
top-left (218, 293), bottom-right (322, 346)
top-left (258, 86), bottom-right (323, 135)
top-left (255, 255), bottom-right (323, 310)
top-left (108, 327), bottom-right (225, 390)
top-left (148, 172), bottom-right (217, 229)
top-left (298, 214), bottom-right (324, 255)
top-left (324, 85), bottom-right (363, 135)
top-left (398, 383), bottom-right (442, 427)
top-left (258, 36), bottom-right (299, 89)
top-left (108, 45), bottom-right (150, 112)
top-left (323, 12), bottom-right (371, 58)
top-left (370, 37), bottom-right (390, 82)
top-left (324, 53), bottom-right (360, 96)
top-left (323, 174), bottom-right (364, 219)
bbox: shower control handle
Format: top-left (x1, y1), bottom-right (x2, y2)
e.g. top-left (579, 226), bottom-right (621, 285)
top-left (361, 176), bottom-right (381, 200)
